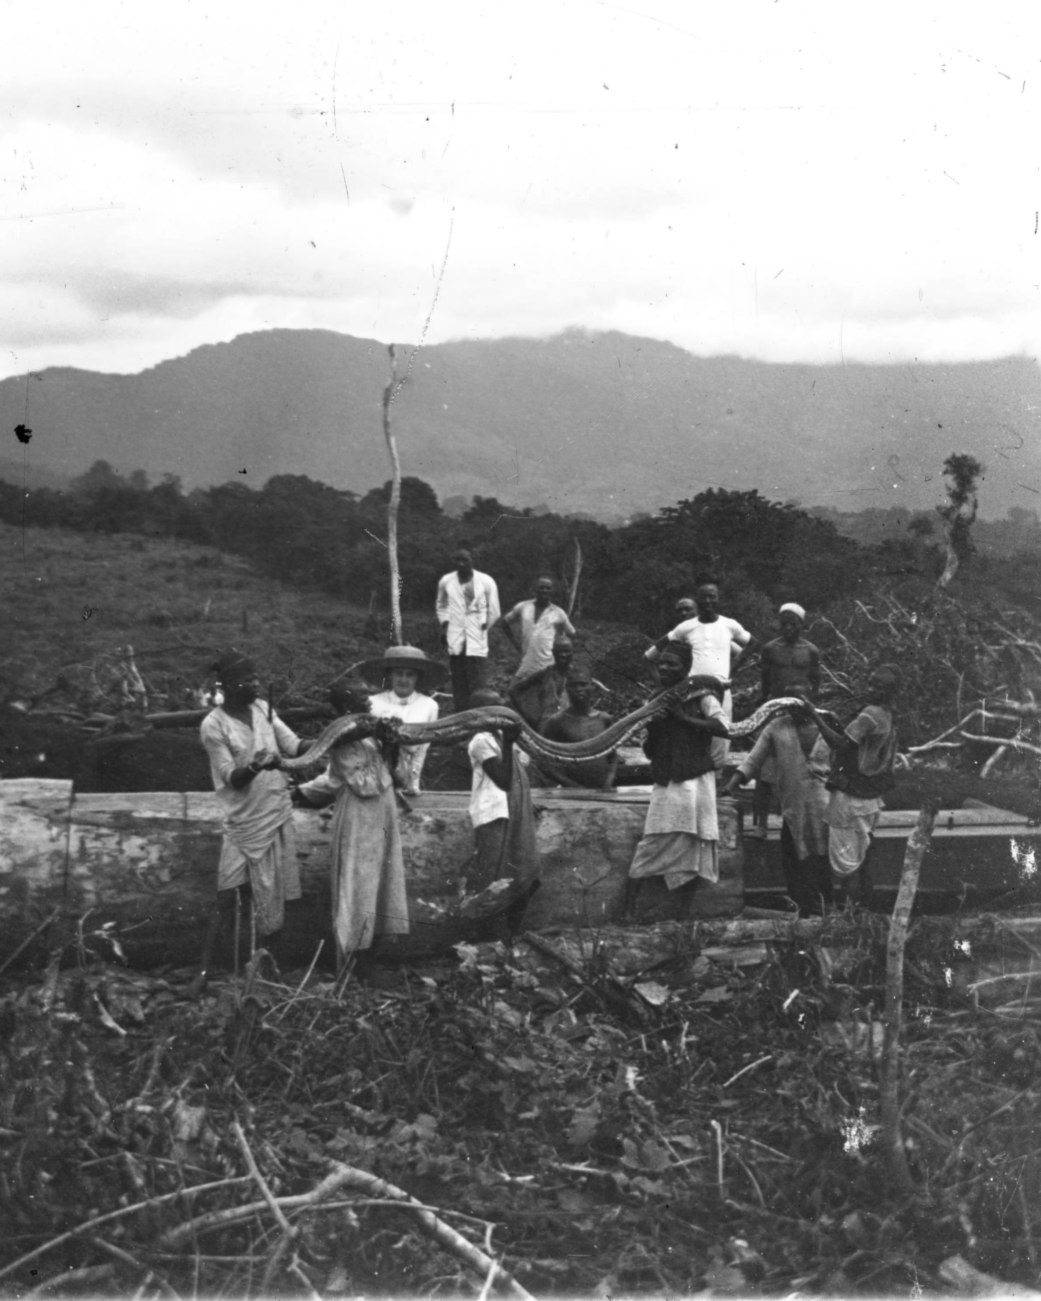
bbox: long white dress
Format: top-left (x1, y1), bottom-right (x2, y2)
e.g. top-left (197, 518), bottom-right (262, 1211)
top-left (298, 738), bottom-right (409, 957)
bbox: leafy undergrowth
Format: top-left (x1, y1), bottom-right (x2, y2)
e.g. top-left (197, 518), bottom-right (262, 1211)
top-left (1, 923), bottom-right (1039, 1299)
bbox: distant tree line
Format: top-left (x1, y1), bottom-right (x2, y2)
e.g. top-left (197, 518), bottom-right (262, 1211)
top-left (1, 459), bottom-right (1038, 633)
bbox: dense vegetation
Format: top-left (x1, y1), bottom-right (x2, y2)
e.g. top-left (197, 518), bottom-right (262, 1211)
top-left (3, 459), bottom-right (1041, 756)
top-left (2, 917), bottom-right (1040, 1297)
top-left (4, 458), bottom-right (1040, 626)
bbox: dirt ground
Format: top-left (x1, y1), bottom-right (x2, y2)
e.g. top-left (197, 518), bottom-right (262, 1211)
top-left (1, 915), bottom-right (1039, 1298)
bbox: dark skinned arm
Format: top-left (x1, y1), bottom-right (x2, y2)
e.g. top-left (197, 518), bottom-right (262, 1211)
top-left (644, 633), bottom-right (673, 661)
top-left (371, 716), bottom-right (402, 781)
top-left (805, 701), bottom-right (850, 750)
top-left (481, 726), bottom-right (519, 792)
top-left (227, 748), bottom-right (278, 790)
top-left (665, 701), bottom-right (729, 736)
top-left (731, 634), bottom-right (761, 675)
top-left (808, 645), bottom-right (822, 695)
top-left (496, 609), bottom-right (520, 651)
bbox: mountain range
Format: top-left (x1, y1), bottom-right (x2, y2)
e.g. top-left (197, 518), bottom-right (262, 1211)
top-left (2, 328), bottom-right (1038, 521)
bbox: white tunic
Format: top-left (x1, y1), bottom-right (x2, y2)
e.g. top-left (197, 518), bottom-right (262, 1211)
top-left (665, 615), bottom-right (750, 680)
top-left (503, 599), bottom-right (576, 679)
top-left (370, 688), bottom-right (439, 792)
top-left (435, 570), bottom-right (501, 656)
top-left (467, 732), bottom-right (529, 828)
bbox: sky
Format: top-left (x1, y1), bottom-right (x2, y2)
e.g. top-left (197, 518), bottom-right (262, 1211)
top-left (2, 1), bottom-right (1039, 382)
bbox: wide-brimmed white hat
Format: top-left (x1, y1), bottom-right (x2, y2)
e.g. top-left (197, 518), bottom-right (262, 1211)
top-left (356, 644), bottom-right (446, 685)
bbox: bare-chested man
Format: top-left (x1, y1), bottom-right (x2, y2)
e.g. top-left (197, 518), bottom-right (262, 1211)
top-left (508, 634), bottom-right (574, 730)
top-left (540, 665), bottom-right (618, 790)
top-left (750, 602), bottom-right (821, 836)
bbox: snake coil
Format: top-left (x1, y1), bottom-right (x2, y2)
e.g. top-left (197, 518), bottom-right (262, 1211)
top-left (281, 685), bottom-right (810, 773)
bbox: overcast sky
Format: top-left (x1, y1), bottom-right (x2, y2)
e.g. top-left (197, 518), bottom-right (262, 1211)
top-left (3, 1), bottom-right (1038, 382)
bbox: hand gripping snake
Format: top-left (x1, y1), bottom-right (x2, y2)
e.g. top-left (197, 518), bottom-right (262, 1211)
top-left (280, 686), bottom-right (812, 774)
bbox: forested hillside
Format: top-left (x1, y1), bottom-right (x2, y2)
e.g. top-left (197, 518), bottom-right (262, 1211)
top-left (2, 329), bottom-right (1039, 519)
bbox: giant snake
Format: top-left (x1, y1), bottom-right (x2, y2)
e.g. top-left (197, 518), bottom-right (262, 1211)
top-left (280, 687), bottom-right (813, 773)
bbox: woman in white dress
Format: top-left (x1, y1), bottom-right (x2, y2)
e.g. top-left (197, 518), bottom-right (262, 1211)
top-left (295, 678), bottom-right (409, 970)
top-left (365, 645), bottom-right (443, 795)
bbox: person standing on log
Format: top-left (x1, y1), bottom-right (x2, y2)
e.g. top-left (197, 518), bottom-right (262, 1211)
top-left (465, 688), bottom-right (539, 930)
top-left (508, 633), bottom-right (574, 730)
top-left (748, 602), bottom-right (821, 839)
top-left (498, 575), bottom-right (576, 685)
top-left (195, 650), bottom-right (311, 989)
top-left (539, 665), bottom-right (618, 790)
top-left (806, 665), bottom-right (900, 907)
top-left (624, 646), bottom-right (730, 920)
top-left (294, 678), bottom-right (409, 972)
top-left (724, 687), bottom-right (832, 914)
top-left (367, 645), bottom-right (442, 795)
top-left (435, 547), bottom-right (500, 713)
top-left (645, 579), bottom-right (759, 769)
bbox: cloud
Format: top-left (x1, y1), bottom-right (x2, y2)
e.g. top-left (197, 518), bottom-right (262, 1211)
top-left (1, 1), bottom-right (1038, 379)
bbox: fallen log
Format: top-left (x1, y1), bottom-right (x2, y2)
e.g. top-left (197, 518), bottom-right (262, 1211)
top-left (3, 777), bottom-right (1039, 968)
top-left (0, 779), bottom-right (743, 966)
top-left (11, 703), bottom-right (331, 735)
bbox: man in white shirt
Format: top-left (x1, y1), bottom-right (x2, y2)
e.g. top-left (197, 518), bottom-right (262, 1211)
top-left (645, 581), bottom-right (760, 767)
top-left (435, 548), bottom-right (501, 712)
top-left (367, 645), bottom-right (442, 795)
top-left (498, 575), bottom-right (576, 683)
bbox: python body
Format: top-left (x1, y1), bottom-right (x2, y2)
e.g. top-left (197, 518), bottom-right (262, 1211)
top-left (281, 685), bottom-right (809, 774)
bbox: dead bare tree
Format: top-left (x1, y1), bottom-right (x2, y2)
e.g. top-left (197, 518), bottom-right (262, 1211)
top-left (564, 535), bottom-right (583, 618)
top-left (376, 212), bottom-right (455, 646)
top-left (381, 345), bottom-right (404, 646)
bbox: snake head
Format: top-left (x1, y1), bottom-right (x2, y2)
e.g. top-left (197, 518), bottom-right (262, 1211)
top-left (373, 716), bottom-right (401, 742)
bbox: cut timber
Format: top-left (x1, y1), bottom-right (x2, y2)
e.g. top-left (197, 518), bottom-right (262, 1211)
top-left (4, 777), bottom-right (1040, 968)
top-left (0, 779), bottom-right (73, 923)
top-left (743, 799), bottom-right (1041, 897)
top-left (0, 781), bottom-right (743, 966)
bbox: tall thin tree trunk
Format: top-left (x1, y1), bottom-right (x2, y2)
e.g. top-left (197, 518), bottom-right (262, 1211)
top-left (881, 799), bottom-right (938, 1197)
top-left (566, 536), bottom-right (583, 618)
top-left (381, 345), bottom-right (403, 646)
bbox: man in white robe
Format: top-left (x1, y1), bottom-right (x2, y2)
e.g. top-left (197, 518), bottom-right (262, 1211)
top-left (435, 548), bottom-right (500, 711)
top-left (193, 650), bottom-right (310, 989)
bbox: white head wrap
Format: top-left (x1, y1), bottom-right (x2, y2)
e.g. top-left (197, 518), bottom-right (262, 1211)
top-left (778, 602), bottom-right (806, 621)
